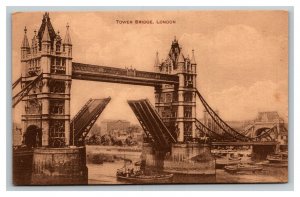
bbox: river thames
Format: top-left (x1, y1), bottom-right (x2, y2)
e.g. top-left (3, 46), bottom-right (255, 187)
top-left (86, 146), bottom-right (288, 184)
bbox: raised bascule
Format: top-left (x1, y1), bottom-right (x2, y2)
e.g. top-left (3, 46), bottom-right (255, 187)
top-left (12, 13), bottom-right (288, 185)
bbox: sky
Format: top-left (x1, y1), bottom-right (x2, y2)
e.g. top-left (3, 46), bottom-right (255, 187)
top-left (12, 11), bottom-right (288, 124)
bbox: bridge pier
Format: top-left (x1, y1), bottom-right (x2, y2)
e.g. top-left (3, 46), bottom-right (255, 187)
top-left (141, 143), bottom-right (166, 173)
top-left (252, 144), bottom-right (277, 161)
top-left (141, 142), bottom-right (216, 183)
top-left (164, 143), bottom-right (216, 183)
top-left (13, 149), bottom-right (34, 185)
top-left (13, 147), bottom-right (88, 185)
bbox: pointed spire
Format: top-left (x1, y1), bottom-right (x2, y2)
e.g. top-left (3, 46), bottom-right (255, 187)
top-left (32, 30), bottom-right (37, 46)
top-left (172, 36), bottom-right (178, 44)
top-left (64, 23), bottom-right (72, 45)
top-left (191, 49), bottom-right (196, 64)
top-left (21, 26), bottom-right (30, 48)
top-left (154, 51), bottom-right (160, 72)
top-left (45, 12), bottom-right (49, 20)
top-left (43, 12), bottom-right (49, 21)
top-left (42, 23), bottom-right (50, 42)
top-left (38, 12), bottom-right (56, 43)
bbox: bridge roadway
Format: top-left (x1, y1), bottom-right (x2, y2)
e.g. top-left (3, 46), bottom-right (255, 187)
top-left (211, 141), bottom-right (278, 146)
top-left (70, 97), bottom-right (111, 146)
top-left (128, 99), bottom-right (177, 150)
top-left (72, 62), bottom-right (179, 86)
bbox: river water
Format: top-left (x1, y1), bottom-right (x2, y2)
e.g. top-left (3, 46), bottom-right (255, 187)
top-left (86, 146), bottom-right (288, 184)
top-left (87, 160), bottom-right (288, 184)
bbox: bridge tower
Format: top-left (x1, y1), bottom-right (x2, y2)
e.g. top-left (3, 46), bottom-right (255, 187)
top-left (20, 12), bottom-right (72, 148)
top-left (150, 38), bottom-right (216, 182)
top-left (15, 13), bottom-right (87, 185)
top-left (154, 37), bottom-right (197, 142)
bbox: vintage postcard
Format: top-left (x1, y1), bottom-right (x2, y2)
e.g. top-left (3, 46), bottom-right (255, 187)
top-left (12, 10), bottom-right (288, 185)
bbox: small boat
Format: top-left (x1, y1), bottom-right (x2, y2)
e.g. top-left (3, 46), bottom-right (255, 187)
top-left (267, 152), bottom-right (288, 164)
top-left (228, 152), bottom-right (242, 161)
top-left (214, 153), bottom-right (224, 159)
top-left (224, 163), bottom-right (263, 174)
top-left (116, 170), bottom-right (174, 184)
top-left (216, 156), bottom-right (241, 169)
top-left (116, 160), bottom-right (173, 184)
top-left (228, 156), bottom-right (241, 161)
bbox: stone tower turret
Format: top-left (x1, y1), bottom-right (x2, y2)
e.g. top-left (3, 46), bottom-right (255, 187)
top-left (155, 37), bottom-right (197, 142)
top-left (154, 51), bottom-right (160, 72)
top-left (21, 12), bottom-right (72, 148)
top-left (21, 27), bottom-right (30, 76)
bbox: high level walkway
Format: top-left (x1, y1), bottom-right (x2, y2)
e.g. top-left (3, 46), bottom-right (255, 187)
top-left (72, 62), bottom-right (179, 87)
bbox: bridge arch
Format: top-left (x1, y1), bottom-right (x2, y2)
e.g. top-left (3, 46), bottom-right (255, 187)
top-left (255, 127), bottom-right (270, 137)
top-left (24, 125), bottom-right (42, 148)
top-left (254, 127), bottom-right (278, 141)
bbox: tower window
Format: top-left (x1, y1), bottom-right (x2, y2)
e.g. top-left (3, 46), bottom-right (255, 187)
top-left (184, 92), bottom-right (193, 102)
top-left (173, 92), bottom-right (178, 102)
top-left (51, 57), bottom-right (54, 66)
top-left (166, 93), bottom-right (172, 102)
top-left (185, 75), bottom-right (193, 87)
top-left (56, 41), bottom-right (61, 52)
top-left (49, 120), bottom-right (65, 147)
top-left (51, 57), bottom-right (66, 74)
top-left (49, 80), bottom-right (65, 93)
top-left (184, 122), bottom-right (192, 141)
top-left (184, 106), bottom-right (192, 118)
top-left (56, 57), bottom-right (60, 65)
top-left (49, 100), bottom-right (65, 114)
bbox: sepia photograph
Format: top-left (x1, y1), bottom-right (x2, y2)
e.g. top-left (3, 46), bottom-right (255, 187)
top-left (11, 10), bottom-right (288, 185)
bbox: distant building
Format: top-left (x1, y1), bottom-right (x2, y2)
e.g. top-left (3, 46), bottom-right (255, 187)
top-left (127, 124), bottom-right (143, 140)
top-left (100, 119), bottom-right (130, 136)
top-left (86, 124), bottom-right (101, 138)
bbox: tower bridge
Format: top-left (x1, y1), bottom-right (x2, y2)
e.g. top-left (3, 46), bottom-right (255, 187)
top-left (12, 13), bottom-right (287, 185)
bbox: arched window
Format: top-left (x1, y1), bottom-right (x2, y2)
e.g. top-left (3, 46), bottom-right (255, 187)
top-left (56, 41), bottom-right (61, 52)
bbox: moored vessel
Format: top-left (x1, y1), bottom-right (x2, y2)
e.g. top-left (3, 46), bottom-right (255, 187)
top-left (116, 158), bottom-right (173, 184)
top-left (267, 152), bottom-right (288, 164)
top-left (116, 170), bottom-right (173, 184)
top-left (224, 163), bottom-right (263, 174)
